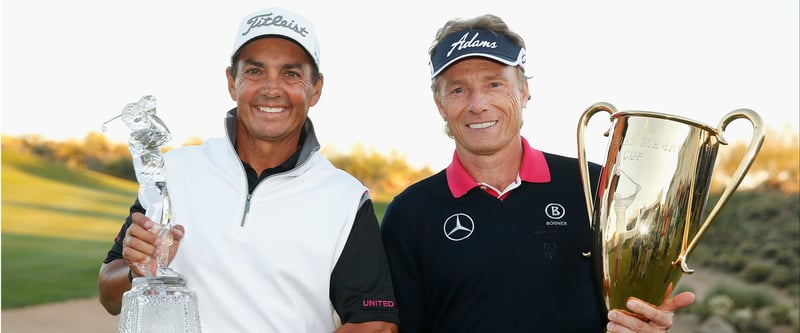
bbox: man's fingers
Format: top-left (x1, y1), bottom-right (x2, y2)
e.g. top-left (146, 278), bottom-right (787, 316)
top-left (612, 292), bottom-right (696, 331)
top-left (607, 309), bottom-right (651, 333)
top-left (123, 222), bottom-right (158, 262)
top-left (131, 212), bottom-right (155, 230)
top-left (122, 239), bottom-right (153, 264)
top-left (626, 297), bottom-right (674, 328)
top-left (171, 224), bottom-right (185, 242)
top-left (659, 291), bottom-right (696, 312)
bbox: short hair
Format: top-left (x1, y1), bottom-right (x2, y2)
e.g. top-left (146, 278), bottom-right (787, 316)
top-left (428, 14), bottom-right (529, 96)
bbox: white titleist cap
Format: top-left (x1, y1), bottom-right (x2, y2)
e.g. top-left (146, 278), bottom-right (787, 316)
top-left (231, 7), bottom-right (320, 69)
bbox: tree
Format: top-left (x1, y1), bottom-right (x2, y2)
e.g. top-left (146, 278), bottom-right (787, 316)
top-left (713, 125), bottom-right (799, 193)
top-left (323, 144), bottom-right (433, 200)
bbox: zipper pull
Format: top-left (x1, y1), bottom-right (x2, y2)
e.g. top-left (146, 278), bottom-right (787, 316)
top-left (241, 193), bottom-right (252, 227)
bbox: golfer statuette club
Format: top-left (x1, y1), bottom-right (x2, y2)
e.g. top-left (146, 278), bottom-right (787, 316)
top-left (102, 95), bottom-right (202, 333)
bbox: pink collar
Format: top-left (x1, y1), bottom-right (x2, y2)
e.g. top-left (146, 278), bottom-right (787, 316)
top-left (446, 137), bottom-right (551, 198)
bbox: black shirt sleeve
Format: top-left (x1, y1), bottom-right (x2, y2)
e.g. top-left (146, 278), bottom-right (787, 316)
top-left (102, 199), bottom-right (145, 264)
top-left (330, 199), bottom-right (399, 324)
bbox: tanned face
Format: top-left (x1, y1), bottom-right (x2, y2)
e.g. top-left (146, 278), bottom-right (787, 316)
top-left (434, 58), bottom-right (529, 158)
top-left (226, 37), bottom-right (322, 149)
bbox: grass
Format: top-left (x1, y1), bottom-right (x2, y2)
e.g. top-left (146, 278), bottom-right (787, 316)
top-left (2, 149), bottom-right (138, 309)
top-left (1, 149), bottom-right (391, 309)
top-left (1, 234), bottom-right (113, 308)
top-left (2, 150), bottom-right (137, 241)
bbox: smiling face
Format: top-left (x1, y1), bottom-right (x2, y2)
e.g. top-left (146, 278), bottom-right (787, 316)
top-left (226, 37), bottom-right (322, 149)
top-left (434, 57), bottom-right (529, 158)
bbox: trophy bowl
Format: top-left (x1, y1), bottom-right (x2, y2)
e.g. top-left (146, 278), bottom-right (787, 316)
top-left (577, 102), bottom-right (765, 319)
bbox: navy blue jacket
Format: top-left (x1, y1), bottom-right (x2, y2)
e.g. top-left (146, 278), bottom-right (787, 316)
top-left (381, 152), bottom-right (603, 332)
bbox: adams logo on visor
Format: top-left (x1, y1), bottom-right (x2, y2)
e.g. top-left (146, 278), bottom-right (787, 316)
top-left (429, 29), bottom-right (526, 79)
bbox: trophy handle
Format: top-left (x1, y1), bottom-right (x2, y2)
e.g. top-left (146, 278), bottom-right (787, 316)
top-left (577, 102), bottom-right (617, 257)
top-left (577, 102), bottom-right (618, 224)
top-left (675, 109), bottom-right (766, 273)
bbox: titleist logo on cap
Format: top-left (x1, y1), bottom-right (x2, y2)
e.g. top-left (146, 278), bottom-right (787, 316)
top-left (446, 31), bottom-right (498, 57)
top-left (242, 13), bottom-right (309, 38)
top-left (231, 7), bottom-right (321, 68)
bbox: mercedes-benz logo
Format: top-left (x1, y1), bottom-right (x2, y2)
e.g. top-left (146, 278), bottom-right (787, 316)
top-left (443, 213), bottom-right (475, 241)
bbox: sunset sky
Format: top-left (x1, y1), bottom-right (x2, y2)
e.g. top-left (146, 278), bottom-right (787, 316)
top-left (3, 0), bottom-right (797, 169)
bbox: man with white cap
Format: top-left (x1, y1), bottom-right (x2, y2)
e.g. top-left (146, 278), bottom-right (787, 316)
top-left (98, 7), bottom-right (399, 332)
top-left (380, 13), bottom-right (694, 332)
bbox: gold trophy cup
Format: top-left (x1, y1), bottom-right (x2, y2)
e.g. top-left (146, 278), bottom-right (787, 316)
top-left (577, 102), bottom-right (765, 320)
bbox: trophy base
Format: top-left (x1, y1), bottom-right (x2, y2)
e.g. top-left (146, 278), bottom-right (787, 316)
top-left (121, 274), bottom-right (201, 332)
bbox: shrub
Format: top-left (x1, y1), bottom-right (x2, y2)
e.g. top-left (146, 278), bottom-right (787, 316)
top-left (790, 308), bottom-right (800, 331)
top-left (768, 266), bottom-right (799, 289)
top-left (720, 254), bottom-right (749, 273)
top-left (769, 303), bottom-right (795, 326)
top-left (729, 307), bottom-right (772, 332)
top-left (759, 243), bottom-right (780, 258)
top-left (774, 250), bottom-right (799, 267)
top-left (785, 283), bottom-right (800, 298)
top-left (707, 283), bottom-right (775, 308)
top-left (741, 262), bottom-right (773, 283)
top-left (707, 294), bottom-right (735, 317)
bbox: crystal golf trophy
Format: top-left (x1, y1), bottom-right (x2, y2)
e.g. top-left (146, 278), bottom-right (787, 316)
top-left (103, 95), bottom-right (201, 333)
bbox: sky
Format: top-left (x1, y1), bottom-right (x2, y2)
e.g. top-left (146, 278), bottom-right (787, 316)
top-left (2, 0), bottom-right (798, 170)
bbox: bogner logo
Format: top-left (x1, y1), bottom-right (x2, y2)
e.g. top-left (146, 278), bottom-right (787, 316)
top-left (545, 203), bottom-right (567, 226)
top-left (443, 213), bottom-right (475, 241)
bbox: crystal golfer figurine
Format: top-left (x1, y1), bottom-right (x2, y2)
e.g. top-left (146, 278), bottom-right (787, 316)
top-left (103, 95), bottom-right (201, 333)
